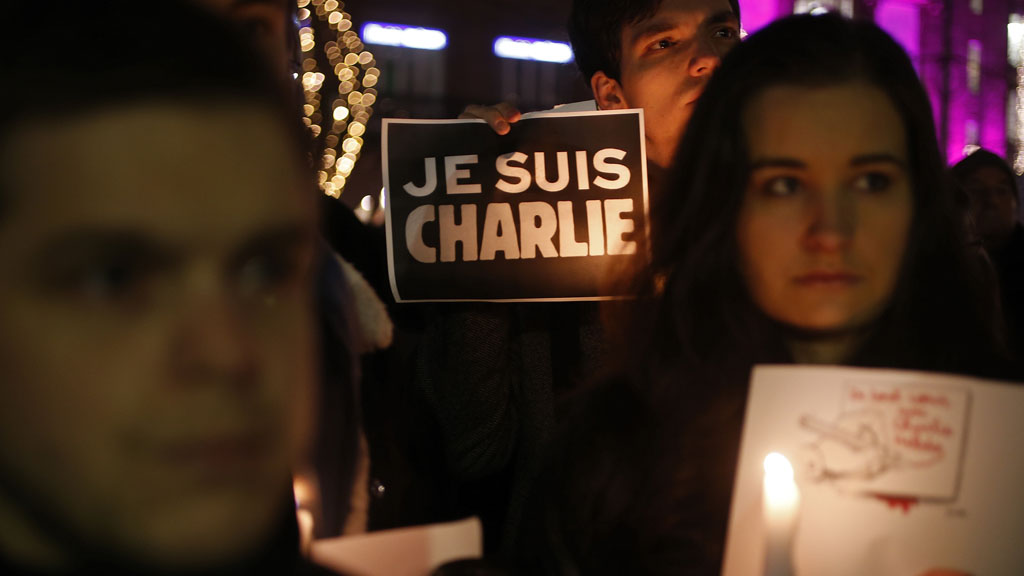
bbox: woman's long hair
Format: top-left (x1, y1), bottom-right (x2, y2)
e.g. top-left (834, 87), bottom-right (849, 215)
top-left (627, 14), bottom-right (1008, 398)
top-left (550, 16), bottom-right (1012, 573)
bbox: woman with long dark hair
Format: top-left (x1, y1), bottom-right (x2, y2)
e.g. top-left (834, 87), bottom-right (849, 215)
top-left (519, 13), bottom-right (1014, 576)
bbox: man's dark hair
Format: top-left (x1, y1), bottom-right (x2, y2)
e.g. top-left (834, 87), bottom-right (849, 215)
top-left (952, 148), bottom-right (1020, 204)
top-left (0, 0), bottom-right (305, 220)
top-left (568, 0), bottom-right (741, 82)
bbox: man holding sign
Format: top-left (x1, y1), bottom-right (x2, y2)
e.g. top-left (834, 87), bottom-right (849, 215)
top-left (385, 0), bottom-right (742, 557)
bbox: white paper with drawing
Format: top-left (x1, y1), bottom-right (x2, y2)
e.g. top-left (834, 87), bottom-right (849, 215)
top-left (722, 365), bottom-right (1024, 576)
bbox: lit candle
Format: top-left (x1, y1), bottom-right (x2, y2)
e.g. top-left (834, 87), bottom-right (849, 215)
top-left (294, 475), bottom-right (316, 557)
top-left (763, 452), bottom-right (800, 576)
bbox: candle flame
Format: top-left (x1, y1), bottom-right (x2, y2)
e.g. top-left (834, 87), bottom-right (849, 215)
top-left (763, 452), bottom-right (799, 508)
top-left (764, 452), bottom-right (794, 481)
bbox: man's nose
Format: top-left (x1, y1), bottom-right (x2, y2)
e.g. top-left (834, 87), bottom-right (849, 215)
top-left (171, 285), bottom-right (255, 387)
top-left (689, 35), bottom-right (723, 77)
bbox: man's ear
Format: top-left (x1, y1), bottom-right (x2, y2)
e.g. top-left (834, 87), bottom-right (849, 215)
top-left (591, 71), bottom-right (629, 110)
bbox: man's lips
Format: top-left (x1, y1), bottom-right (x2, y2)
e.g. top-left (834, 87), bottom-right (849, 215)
top-left (793, 271), bottom-right (863, 285)
top-left (158, 432), bottom-right (272, 474)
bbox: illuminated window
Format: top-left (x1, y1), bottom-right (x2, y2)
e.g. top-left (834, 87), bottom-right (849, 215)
top-left (968, 39), bottom-right (982, 95)
top-left (1011, 15), bottom-right (1024, 174)
top-left (493, 36), bottom-right (573, 63)
top-left (361, 22), bottom-right (448, 51)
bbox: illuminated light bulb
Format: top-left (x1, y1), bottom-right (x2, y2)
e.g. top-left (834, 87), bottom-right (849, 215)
top-left (337, 156), bottom-right (355, 174)
top-left (378, 187), bottom-right (387, 210)
top-left (763, 453), bottom-right (800, 576)
top-left (300, 0), bottom-right (375, 198)
top-left (363, 74), bottom-right (378, 88)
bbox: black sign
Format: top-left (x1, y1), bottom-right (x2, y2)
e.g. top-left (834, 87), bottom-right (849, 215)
top-left (383, 110), bottom-right (648, 302)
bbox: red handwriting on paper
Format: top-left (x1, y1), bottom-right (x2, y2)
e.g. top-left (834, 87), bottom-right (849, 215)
top-left (910, 392), bottom-right (951, 408)
top-left (892, 405), bottom-right (952, 461)
top-left (871, 388), bottom-right (902, 403)
top-left (876, 495), bottom-right (919, 514)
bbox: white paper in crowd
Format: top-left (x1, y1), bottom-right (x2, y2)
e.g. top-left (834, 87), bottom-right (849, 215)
top-left (381, 109), bottom-right (648, 302)
top-left (722, 365), bottom-right (1024, 576)
top-left (311, 516), bottom-right (482, 576)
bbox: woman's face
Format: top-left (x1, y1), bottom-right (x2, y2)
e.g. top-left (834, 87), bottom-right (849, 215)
top-left (736, 81), bottom-right (913, 333)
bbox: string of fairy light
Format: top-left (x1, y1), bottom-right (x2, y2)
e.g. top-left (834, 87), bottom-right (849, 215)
top-left (297, 0), bottom-right (378, 198)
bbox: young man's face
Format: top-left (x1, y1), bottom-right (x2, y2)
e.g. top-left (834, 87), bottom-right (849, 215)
top-left (592, 0), bottom-right (740, 169)
top-left (0, 101), bottom-right (317, 570)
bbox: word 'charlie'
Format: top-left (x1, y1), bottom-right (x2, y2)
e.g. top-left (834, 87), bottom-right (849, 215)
top-left (402, 150), bottom-right (638, 263)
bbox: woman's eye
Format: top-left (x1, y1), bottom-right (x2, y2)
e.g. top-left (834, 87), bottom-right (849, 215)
top-left (764, 176), bottom-right (801, 197)
top-left (853, 172), bottom-right (892, 192)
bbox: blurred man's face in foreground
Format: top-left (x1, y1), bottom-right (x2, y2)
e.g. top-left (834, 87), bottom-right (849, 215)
top-left (0, 100), bottom-right (317, 570)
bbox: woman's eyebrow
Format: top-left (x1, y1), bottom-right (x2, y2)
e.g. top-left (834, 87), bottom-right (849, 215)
top-left (749, 157), bottom-right (807, 170)
top-left (849, 153), bottom-right (907, 168)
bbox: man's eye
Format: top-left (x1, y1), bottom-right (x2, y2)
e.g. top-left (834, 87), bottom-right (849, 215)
top-left (69, 260), bottom-right (150, 304)
top-left (713, 26), bottom-right (740, 40)
top-left (764, 176), bottom-right (801, 197)
top-left (235, 250), bottom-right (308, 299)
top-left (652, 38), bottom-right (676, 50)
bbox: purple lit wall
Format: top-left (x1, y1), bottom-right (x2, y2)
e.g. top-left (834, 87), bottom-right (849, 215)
top-left (880, 0), bottom-right (1009, 163)
top-left (740, 0), bottom-right (785, 35)
top-left (875, 0), bottom-right (921, 69)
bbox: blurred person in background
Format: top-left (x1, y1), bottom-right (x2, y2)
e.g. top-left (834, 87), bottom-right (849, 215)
top-left (952, 149), bottom-right (1024, 360)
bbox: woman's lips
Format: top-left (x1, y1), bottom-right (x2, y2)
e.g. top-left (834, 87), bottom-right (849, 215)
top-left (793, 271), bottom-right (862, 285)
